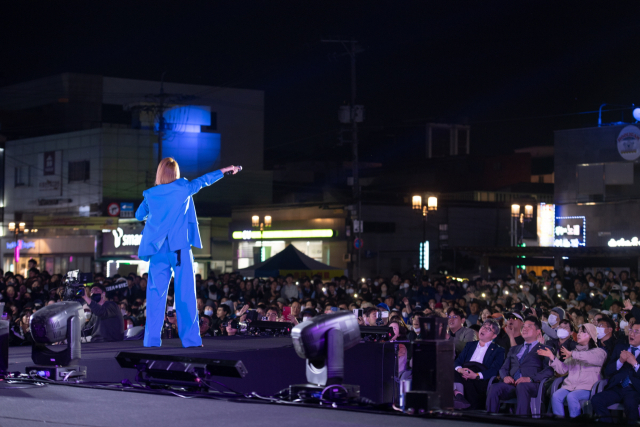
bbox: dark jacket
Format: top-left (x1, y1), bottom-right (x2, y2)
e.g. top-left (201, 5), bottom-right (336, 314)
top-left (499, 341), bottom-right (555, 383)
top-left (454, 341), bottom-right (506, 379)
top-left (88, 300), bottom-right (124, 343)
top-left (604, 341), bottom-right (640, 392)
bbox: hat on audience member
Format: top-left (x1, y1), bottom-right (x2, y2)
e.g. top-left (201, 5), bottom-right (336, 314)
top-left (550, 307), bottom-right (565, 320)
top-left (504, 311), bottom-right (524, 322)
top-left (581, 323), bottom-right (598, 344)
top-left (377, 302), bottom-right (390, 311)
top-left (611, 284), bottom-right (622, 291)
top-left (276, 297), bottom-right (288, 305)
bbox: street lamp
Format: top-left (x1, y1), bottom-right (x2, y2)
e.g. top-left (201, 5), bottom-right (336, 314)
top-left (524, 205), bottom-right (534, 221)
top-left (252, 215), bottom-right (272, 263)
top-left (412, 194), bottom-right (438, 278)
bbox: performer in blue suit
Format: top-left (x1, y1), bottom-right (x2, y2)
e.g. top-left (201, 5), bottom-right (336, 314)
top-left (135, 157), bottom-right (240, 347)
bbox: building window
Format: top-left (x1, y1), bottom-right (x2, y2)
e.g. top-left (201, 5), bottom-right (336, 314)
top-left (69, 161), bottom-right (90, 182)
top-left (15, 165), bottom-right (29, 187)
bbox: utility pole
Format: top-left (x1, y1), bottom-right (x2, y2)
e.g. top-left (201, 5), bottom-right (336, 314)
top-left (322, 38), bottom-right (363, 280)
top-left (138, 72), bottom-right (196, 165)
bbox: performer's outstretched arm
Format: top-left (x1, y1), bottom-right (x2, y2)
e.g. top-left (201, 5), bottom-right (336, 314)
top-left (136, 198), bottom-right (149, 221)
top-left (187, 165), bottom-right (240, 196)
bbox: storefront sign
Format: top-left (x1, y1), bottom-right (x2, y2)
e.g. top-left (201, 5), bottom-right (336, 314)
top-left (44, 151), bottom-right (56, 175)
top-left (617, 125), bottom-right (640, 161)
top-left (537, 203), bottom-right (555, 247)
top-left (554, 216), bottom-right (586, 248)
top-left (102, 226), bottom-right (143, 256)
top-left (608, 237), bottom-right (640, 247)
top-left (112, 228), bottom-right (142, 248)
top-left (232, 229), bottom-right (334, 240)
top-left (6, 240), bottom-right (35, 250)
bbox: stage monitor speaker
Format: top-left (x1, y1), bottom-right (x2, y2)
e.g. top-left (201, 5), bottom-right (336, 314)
top-left (418, 317), bottom-right (447, 340)
top-left (411, 340), bottom-right (454, 409)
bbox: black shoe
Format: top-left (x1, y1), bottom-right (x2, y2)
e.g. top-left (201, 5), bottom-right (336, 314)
top-left (454, 393), bottom-right (471, 410)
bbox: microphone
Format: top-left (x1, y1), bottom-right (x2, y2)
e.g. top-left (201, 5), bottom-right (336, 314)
top-left (224, 166), bottom-right (242, 177)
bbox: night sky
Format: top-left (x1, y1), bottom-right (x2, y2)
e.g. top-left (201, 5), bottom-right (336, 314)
top-left (3, 1), bottom-right (640, 166)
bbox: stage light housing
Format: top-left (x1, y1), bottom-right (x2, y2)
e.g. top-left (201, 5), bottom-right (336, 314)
top-left (291, 311), bottom-right (360, 386)
top-left (30, 301), bottom-right (84, 366)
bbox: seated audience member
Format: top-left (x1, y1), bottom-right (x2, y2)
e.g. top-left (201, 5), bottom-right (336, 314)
top-left (545, 319), bottom-right (577, 362)
top-left (542, 307), bottom-right (565, 340)
top-left (453, 319), bottom-right (505, 410)
top-left (486, 316), bottom-right (555, 416)
top-left (447, 307), bottom-right (477, 355)
top-left (389, 319), bottom-right (408, 373)
top-left (592, 323), bottom-right (640, 423)
top-left (539, 323), bottom-right (606, 418)
top-left (211, 304), bottom-right (231, 333)
top-left (199, 315), bottom-right (213, 337)
top-left (597, 315), bottom-right (618, 359)
top-left (503, 311), bottom-right (525, 349)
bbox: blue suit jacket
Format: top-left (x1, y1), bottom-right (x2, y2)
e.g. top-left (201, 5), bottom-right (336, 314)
top-left (604, 341), bottom-right (640, 392)
top-left (135, 170), bottom-right (224, 261)
top-left (454, 341), bottom-right (505, 379)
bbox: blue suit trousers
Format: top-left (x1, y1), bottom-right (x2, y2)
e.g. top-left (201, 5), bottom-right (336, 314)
top-left (143, 241), bottom-right (201, 348)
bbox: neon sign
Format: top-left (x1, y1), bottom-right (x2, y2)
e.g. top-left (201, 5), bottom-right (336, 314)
top-left (554, 216), bottom-right (586, 248)
top-left (232, 229), bottom-right (334, 240)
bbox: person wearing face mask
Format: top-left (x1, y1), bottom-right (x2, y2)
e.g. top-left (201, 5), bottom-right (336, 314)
top-left (545, 319), bottom-right (577, 362)
top-left (539, 323), bottom-right (606, 418)
top-left (542, 307), bottom-right (565, 340)
top-left (597, 316), bottom-right (618, 359)
top-left (81, 284), bottom-right (124, 343)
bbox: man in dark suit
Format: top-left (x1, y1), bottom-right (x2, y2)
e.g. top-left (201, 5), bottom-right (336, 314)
top-left (453, 319), bottom-right (506, 410)
top-left (485, 316), bottom-right (555, 416)
top-left (592, 322), bottom-right (640, 423)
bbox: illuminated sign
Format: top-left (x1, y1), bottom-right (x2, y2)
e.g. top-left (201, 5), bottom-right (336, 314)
top-left (554, 216), bottom-right (586, 248)
top-left (112, 227), bottom-right (142, 248)
top-left (617, 125), bottom-right (640, 161)
top-left (6, 240), bottom-right (35, 250)
top-left (232, 229), bottom-right (334, 240)
top-left (609, 237), bottom-right (640, 247)
top-left (538, 203), bottom-right (555, 247)
top-left (419, 241), bottom-right (429, 270)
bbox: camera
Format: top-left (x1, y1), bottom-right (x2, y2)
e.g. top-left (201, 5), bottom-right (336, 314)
top-left (375, 310), bottom-right (389, 326)
top-left (62, 270), bottom-right (93, 301)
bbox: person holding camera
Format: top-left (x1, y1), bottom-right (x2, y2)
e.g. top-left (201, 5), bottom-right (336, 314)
top-left (135, 158), bottom-right (240, 348)
top-left (81, 283), bottom-right (124, 343)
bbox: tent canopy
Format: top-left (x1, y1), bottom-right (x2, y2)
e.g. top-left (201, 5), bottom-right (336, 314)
top-left (238, 244), bottom-right (343, 279)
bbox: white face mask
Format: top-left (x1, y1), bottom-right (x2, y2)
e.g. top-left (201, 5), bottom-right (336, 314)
top-left (556, 328), bottom-right (570, 339)
top-left (596, 327), bottom-right (606, 339)
top-left (347, 288), bottom-right (354, 294)
top-left (462, 283), bottom-right (468, 289)
top-left (555, 284), bottom-right (562, 290)
top-left (548, 314), bottom-right (558, 325)
top-left (589, 282), bottom-right (595, 287)
top-left (565, 266), bottom-right (570, 272)
top-left (551, 272), bottom-right (557, 278)
top-left (509, 279), bottom-right (516, 285)
top-left (620, 320), bottom-right (629, 330)
top-left (403, 283), bottom-right (410, 289)
top-left (523, 287), bottom-right (530, 293)
top-left (414, 327), bottom-right (421, 334)
top-left (623, 286), bottom-right (628, 291)
top-left (276, 286), bottom-right (281, 291)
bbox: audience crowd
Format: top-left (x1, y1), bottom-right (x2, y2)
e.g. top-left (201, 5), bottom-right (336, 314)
top-left (4, 259), bottom-right (640, 421)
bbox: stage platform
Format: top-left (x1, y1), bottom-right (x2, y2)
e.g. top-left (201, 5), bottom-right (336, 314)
top-left (3, 337), bottom-right (580, 427)
top-left (7, 336), bottom-right (396, 401)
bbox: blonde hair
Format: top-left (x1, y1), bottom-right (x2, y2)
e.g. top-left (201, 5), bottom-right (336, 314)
top-left (155, 157), bottom-right (180, 185)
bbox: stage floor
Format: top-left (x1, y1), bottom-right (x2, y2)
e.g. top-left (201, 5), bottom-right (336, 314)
top-left (4, 338), bottom-right (567, 427)
top-left (0, 382), bottom-right (479, 427)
